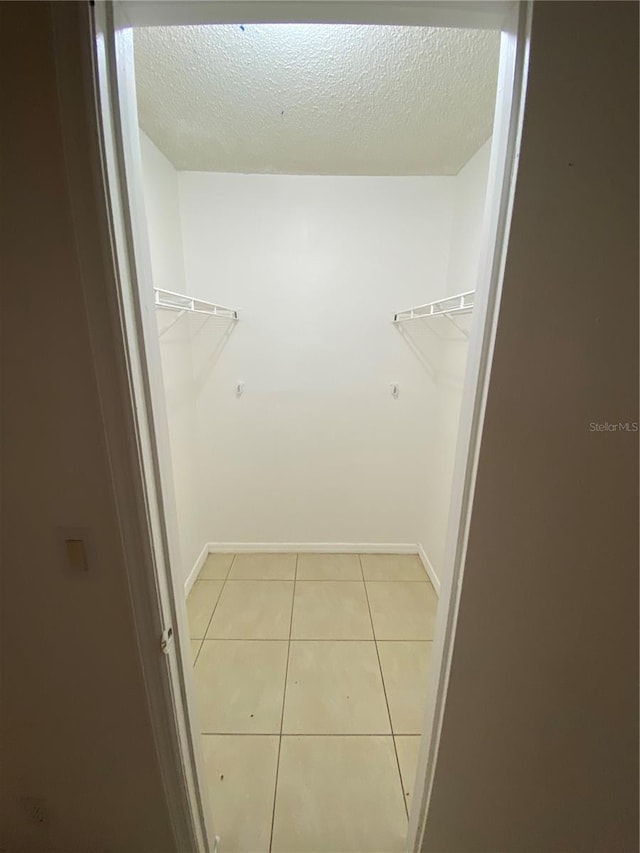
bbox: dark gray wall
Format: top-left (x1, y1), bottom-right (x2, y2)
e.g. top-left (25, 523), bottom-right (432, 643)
top-left (0, 4), bottom-right (177, 850)
top-left (424, 3), bottom-right (639, 851)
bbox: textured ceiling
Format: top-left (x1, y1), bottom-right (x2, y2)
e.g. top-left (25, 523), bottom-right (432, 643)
top-left (133, 24), bottom-right (499, 176)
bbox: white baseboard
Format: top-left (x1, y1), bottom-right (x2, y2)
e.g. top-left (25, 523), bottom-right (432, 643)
top-left (184, 542), bottom-right (211, 597)
top-left (207, 542), bottom-right (419, 555)
top-left (185, 541), bottom-right (439, 596)
top-left (418, 544), bottom-right (440, 595)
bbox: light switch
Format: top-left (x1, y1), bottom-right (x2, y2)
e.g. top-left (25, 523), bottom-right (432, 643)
top-left (57, 526), bottom-right (93, 575)
top-left (65, 538), bottom-right (88, 572)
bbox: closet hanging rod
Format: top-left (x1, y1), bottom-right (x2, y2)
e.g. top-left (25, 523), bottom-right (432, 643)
top-left (393, 290), bottom-right (475, 323)
top-left (154, 287), bottom-right (238, 321)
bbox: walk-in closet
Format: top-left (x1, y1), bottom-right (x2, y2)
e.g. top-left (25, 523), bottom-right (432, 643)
top-left (128, 15), bottom-right (499, 853)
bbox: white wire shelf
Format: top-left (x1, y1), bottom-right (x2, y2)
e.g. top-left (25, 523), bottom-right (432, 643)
top-left (155, 288), bottom-right (238, 338)
top-left (393, 290), bottom-right (475, 323)
top-left (154, 287), bottom-right (238, 321)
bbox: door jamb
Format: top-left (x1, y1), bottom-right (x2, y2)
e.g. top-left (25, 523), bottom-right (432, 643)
top-left (407, 3), bottom-right (532, 849)
top-left (52, 2), bottom-right (215, 850)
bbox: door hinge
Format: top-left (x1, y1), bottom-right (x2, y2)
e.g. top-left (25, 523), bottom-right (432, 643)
top-left (160, 626), bottom-right (174, 654)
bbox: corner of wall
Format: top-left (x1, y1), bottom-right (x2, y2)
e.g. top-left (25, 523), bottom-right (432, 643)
top-left (183, 543), bottom-right (211, 597)
top-left (418, 544), bottom-right (440, 594)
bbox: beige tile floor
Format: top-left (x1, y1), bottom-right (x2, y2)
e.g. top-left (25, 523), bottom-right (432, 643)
top-left (187, 552), bottom-right (437, 853)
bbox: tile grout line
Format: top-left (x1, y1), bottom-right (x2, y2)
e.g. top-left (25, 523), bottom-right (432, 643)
top-left (199, 731), bottom-right (407, 737)
top-left (359, 555), bottom-right (410, 821)
top-left (208, 578), bottom-right (429, 583)
top-left (196, 637), bottom-right (432, 642)
top-left (268, 552), bottom-right (298, 853)
top-left (192, 637), bottom-right (204, 667)
top-left (193, 552), bottom-right (235, 659)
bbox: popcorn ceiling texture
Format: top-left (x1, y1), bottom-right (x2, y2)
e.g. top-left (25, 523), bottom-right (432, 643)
top-left (133, 24), bottom-right (499, 176)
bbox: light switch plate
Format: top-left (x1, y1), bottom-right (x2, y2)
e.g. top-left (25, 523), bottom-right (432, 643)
top-left (56, 526), bottom-right (94, 574)
top-left (65, 538), bottom-right (87, 572)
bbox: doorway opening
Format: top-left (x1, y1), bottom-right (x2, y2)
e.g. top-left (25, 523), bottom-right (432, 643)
top-left (90, 3), bottom-right (530, 851)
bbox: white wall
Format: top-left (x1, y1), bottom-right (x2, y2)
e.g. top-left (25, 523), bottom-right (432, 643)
top-left (447, 138), bottom-right (492, 296)
top-left (178, 173), bottom-right (457, 545)
top-left (415, 141), bottom-right (491, 585)
top-left (140, 136), bottom-right (490, 564)
top-left (139, 132), bottom-right (204, 583)
top-left (139, 131), bottom-right (186, 294)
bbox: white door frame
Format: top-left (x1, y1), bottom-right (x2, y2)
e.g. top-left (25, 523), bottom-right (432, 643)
top-left (408, 4), bottom-right (531, 849)
top-left (52, 3), bottom-right (215, 850)
top-left (59, 2), bottom-right (532, 850)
